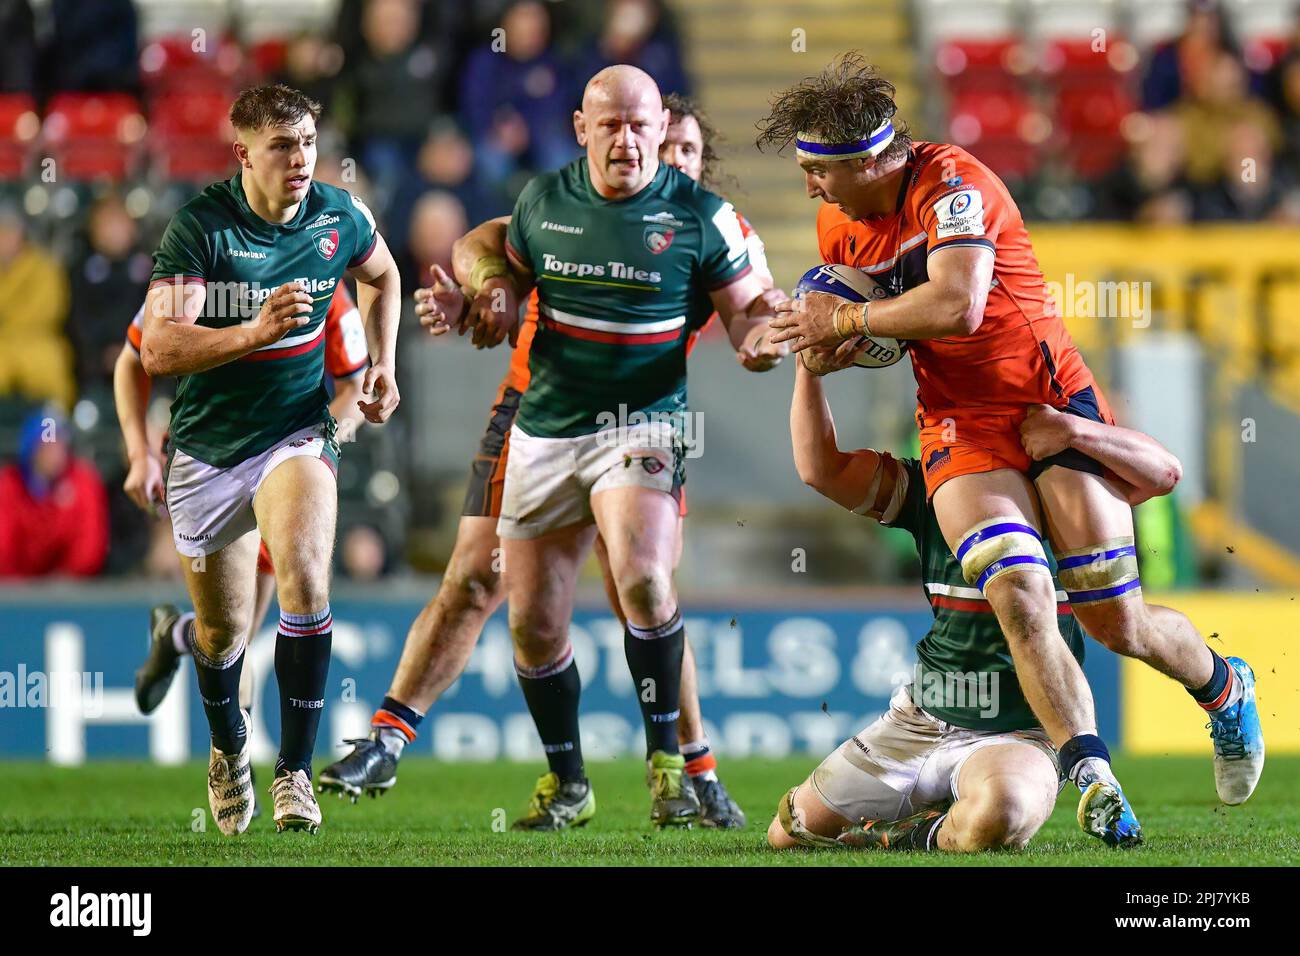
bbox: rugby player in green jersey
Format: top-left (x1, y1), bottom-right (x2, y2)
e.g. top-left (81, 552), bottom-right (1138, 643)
top-left (139, 85), bottom-right (402, 836)
top-left (768, 345), bottom-right (1193, 851)
top-left (442, 66), bottom-right (787, 829)
top-left (320, 96), bottom-right (759, 829)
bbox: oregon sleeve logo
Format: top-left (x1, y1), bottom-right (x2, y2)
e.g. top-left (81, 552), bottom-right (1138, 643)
top-left (313, 228), bottom-right (339, 261)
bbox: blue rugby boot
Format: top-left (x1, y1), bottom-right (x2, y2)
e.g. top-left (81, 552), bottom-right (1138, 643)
top-left (1206, 657), bottom-right (1264, 805)
top-left (1077, 781), bottom-right (1143, 848)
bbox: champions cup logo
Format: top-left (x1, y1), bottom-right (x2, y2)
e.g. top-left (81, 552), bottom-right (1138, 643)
top-left (314, 228), bottom-right (339, 261)
top-left (950, 193), bottom-right (972, 215)
top-left (644, 226), bottom-right (674, 254)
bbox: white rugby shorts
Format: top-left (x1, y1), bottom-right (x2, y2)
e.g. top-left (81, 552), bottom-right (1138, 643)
top-left (497, 419), bottom-right (683, 539)
top-left (165, 422), bottom-right (338, 558)
top-left (809, 684), bottom-right (1058, 823)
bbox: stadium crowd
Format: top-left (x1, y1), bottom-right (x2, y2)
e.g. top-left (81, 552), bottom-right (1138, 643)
top-left (0, 0), bottom-right (1292, 580)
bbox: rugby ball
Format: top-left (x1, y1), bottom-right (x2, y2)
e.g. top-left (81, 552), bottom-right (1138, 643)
top-left (793, 264), bottom-right (906, 368)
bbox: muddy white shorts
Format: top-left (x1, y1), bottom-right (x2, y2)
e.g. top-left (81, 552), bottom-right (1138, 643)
top-left (164, 422), bottom-right (339, 558)
top-left (497, 419), bottom-right (684, 539)
top-left (809, 684), bottom-right (1058, 823)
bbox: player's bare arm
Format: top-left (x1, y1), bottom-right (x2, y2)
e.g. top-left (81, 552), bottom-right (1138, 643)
top-left (349, 232), bottom-right (401, 424)
top-left (790, 358), bottom-right (887, 509)
top-left (436, 215), bottom-right (525, 350)
top-left (770, 244), bottom-right (993, 352)
top-left (112, 343), bottom-right (163, 511)
top-left (1020, 405), bottom-right (1183, 505)
top-left (139, 281), bottom-right (312, 377)
top-left (709, 272), bottom-right (788, 371)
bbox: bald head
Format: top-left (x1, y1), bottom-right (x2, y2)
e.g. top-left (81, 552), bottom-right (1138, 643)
top-left (582, 64), bottom-right (662, 114)
top-left (575, 65), bottom-right (670, 199)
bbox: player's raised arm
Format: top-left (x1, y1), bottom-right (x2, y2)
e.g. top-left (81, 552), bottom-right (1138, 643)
top-left (709, 273), bottom-right (789, 371)
top-left (790, 353), bottom-right (903, 519)
top-left (1019, 405), bottom-right (1183, 506)
top-left (439, 215), bottom-right (524, 349)
top-left (348, 230), bottom-right (401, 424)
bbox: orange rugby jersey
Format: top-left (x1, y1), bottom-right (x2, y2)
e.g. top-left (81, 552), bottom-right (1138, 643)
top-left (816, 141), bottom-right (1094, 417)
top-left (502, 211), bottom-right (769, 395)
top-left (127, 283), bottom-right (369, 381)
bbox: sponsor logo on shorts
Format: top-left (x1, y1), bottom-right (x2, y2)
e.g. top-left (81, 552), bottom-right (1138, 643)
top-left (313, 228), bottom-right (339, 261)
top-left (640, 457), bottom-right (665, 475)
top-left (925, 447), bottom-right (951, 473)
top-left (177, 531), bottom-right (213, 542)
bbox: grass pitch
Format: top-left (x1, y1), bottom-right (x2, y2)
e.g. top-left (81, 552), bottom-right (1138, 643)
top-left (1, 755), bottom-right (1295, 866)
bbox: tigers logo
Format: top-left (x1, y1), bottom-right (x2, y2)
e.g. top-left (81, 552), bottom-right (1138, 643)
top-left (313, 228), bottom-right (339, 261)
top-left (925, 447), bottom-right (952, 473)
top-left (641, 457), bottom-right (665, 475)
top-left (643, 226), bottom-right (674, 254)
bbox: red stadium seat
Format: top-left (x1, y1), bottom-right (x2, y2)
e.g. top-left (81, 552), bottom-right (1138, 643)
top-left (43, 93), bottom-right (146, 182)
top-left (1038, 37), bottom-right (1141, 78)
top-left (936, 38), bottom-right (1025, 83)
top-left (148, 91), bottom-right (235, 182)
top-left (139, 34), bottom-right (243, 97)
top-left (948, 87), bottom-right (1034, 140)
top-left (249, 39), bottom-right (289, 79)
top-left (0, 94), bottom-right (40, 181)
top-left (947, 87), bottom-right (1045, 180)
top-left (1053, 84), bottom-right (1134, 178)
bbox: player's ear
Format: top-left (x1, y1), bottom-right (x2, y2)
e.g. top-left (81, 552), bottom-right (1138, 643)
top-left (232, 138), bottom-right (250, 169)
top-left (573, 110), bottom-right (587, 147)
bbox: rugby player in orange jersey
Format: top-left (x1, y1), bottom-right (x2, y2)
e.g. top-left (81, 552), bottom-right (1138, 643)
top-left (761, 53), bottom-right (1263, 816)
top-left (120, 283), bottom-right (371, 817)
top-left (317, 94), bottom-right (775, 828)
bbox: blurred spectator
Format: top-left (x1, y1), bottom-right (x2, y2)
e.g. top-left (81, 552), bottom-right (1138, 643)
top-left (1092, 113), bottom-right (1194, 223)
top-left (43, 0), bottom-right (139, 95)
top-left (0, 411), bottom-right (108, 579)
top-left (1268, 49), bottom-right (1300, 170)
top-left (67, 194), bottom-right (150, 392)
top-left (400, 190), bottom-right (467, 291)
top-left (0, 204), bottom-right (74, 408)
top-left (0, 0), bottom-right (37, 94)
top-left (460, 1), bottom-right (579, 188)
top-left (578, 0), bottom-right (690, 98)
top-left (272, 32), bottom-right (346, 112)
top-left (1141, 0), bottom-right (1245, 111)
top-left (336, 0), bottom-right (447, 212)
top-left (340, 523), bottom-right (388, 580)
top-left (388, 121), bottom-right (500, 250)
top-left (1194, 118), bottom-right (1300, 222)
top-left (1172, 51), bottom-right (1280, 187)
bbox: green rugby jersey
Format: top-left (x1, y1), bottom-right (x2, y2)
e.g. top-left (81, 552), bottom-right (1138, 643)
top-left (505, 158), bottom-right (752, 438)
top-left (149, 172), bottom-right (378, 467)
top-left (887, 458), bottom-right (1086, 732)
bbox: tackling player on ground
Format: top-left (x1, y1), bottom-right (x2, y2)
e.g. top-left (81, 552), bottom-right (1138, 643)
top-left (759, 54), bottom-right (1262, 816)
top-left (120, 285), bottom-right (370, 816)
top-left (318, 95), bottom-right (764, 828)
top-left (768, 344), bottom-right (1204, 851)
top-left (138, 84), bottom-right (401, 835)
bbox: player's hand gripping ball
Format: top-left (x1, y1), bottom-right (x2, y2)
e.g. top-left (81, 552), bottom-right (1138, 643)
top-left (785, 265), bottom-right (906, 368)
